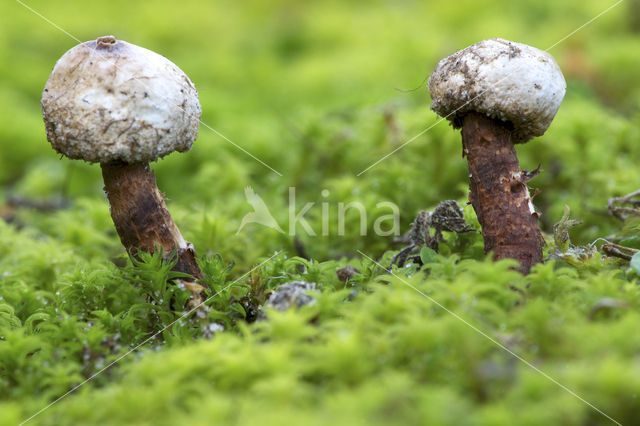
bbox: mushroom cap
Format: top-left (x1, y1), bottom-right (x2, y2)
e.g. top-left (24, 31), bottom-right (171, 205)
top-left (41, 36), bottom-right (201, 163)
top-left (428, 38), bottom-right (566, 143)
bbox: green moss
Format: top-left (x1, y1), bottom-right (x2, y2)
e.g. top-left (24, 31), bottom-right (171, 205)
top-left (2, 0), bottom-right (640, 424)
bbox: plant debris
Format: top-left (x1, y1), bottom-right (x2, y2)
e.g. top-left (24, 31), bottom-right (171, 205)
top-left (336, 265), bottom-right (360, 283)
top-left (608, 189), bottom-right (640, 221)
top-left (601, 242), bottom-right (638, 261)
top-left (548, 205), bottom-right (599, 266)
top-left (553, 205), bottom-right (583, 253)
top-left (266, 281), bottom-right (317, 312)
top-left (391, 200), bottom-right (474, 267)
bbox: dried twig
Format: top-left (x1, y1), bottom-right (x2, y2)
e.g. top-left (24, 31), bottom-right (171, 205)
top-left (601, 243), bottom-right (638, 261)
top-left (608, 189), bottom-right (640, 221)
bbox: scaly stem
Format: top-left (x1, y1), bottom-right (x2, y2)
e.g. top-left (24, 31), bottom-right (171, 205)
top-left (101, 161), bottom-right (205, 281)
top-left (462, 112), bottom-right (544, 274)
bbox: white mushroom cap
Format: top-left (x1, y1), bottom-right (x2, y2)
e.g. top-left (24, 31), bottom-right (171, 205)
top-left (428, 38), bottom-right (566, 143)
top-left (41, 36), bottom-right (201, 163)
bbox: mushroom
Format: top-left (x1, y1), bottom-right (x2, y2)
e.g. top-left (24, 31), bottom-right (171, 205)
top-left (428, 38), bottom-right (566, 274)
top-left (41, 35), bottom-right (206, 290)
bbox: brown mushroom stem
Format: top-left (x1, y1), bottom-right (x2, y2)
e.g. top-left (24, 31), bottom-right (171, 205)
top-left (101, 161), bottom-right (205, 282)
top-left (462, 112), bottom-right (544, 274)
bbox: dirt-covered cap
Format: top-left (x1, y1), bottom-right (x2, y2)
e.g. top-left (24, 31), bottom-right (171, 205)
top-left (428, 38), bottom-right (566, 143)
top-left (41, 36), bottom-right (201, 163)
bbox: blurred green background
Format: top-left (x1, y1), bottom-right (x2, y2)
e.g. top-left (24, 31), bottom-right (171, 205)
top-left (2, 0), bottom-right (640, 265)
top-left (2, 0), bottom-right (640, 424)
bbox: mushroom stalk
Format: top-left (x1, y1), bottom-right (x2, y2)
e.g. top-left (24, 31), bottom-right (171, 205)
top-left (41, 35), bottom-right (206, 295)
top-left (462, 113), bottom-right (544, 274)
top-left (428, 38), bottom-right (566, 275)
top-left (101, 161), bottom-right (204, 280)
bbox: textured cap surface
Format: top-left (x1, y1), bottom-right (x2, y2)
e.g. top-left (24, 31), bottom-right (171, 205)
top-left (41, 36), bottom-right (201, 163)
top-left (428, 38), bottom-right (566, 143)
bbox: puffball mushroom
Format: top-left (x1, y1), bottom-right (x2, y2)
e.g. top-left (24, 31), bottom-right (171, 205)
top-left (41, 35), bottom-right (205, 285)
top-left (428, 38), bottom-right (566, 274)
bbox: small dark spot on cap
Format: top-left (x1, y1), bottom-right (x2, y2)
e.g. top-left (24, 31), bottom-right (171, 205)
top-left (97, 36), bottom-right (117, 47)
top-left (107, 88), bottom-right (113, 93)
top-left (144, 92), bottom-right (148, 98)
top-left (180, 89), bottom-right (184, 93)
top-left (534, 83), bottom-right (541, 90)
top-left (44, 88), bottom-right (48, 92)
